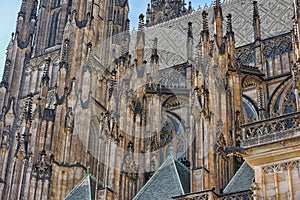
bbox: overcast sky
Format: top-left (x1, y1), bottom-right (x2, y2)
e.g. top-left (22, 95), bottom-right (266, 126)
top-left (0, 0), bottom-right (212, 76)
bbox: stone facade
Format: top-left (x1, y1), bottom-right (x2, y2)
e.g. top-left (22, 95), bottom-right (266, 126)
top-left (0, 0), bottom-right (299, 199)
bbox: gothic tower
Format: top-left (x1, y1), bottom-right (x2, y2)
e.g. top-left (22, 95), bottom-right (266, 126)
top-left (0, 0), bottom-right (129, 199)
top-left (146, 0), bottom-right (192, 26)
top-left (1, 0), bottom-right (300, 199)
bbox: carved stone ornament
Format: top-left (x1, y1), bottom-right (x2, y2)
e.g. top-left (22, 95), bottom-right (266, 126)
top-left (65, 107), bottom-right (74, 132)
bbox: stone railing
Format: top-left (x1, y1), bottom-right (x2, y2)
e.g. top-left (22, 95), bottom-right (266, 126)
top-left (242, 112), bottom-right (300, 148)
top-left (172, 190), bottom-right (218, 200)
top-left (172, 190), bottom-right (252, 200)
top-left (219, 190), bottom-right (252, 200)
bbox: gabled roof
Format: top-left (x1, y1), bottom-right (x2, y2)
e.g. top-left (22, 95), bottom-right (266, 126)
top-left (128, 0), bottom-right (293, 68)
top-left (64, 173), bottom-right (96, 200)
top-left (147, 0), bottom-right (293, 47)
top-left (133, 155), bottom-right (190, 200)
top-left (223, 161), bottom-right (254, 194)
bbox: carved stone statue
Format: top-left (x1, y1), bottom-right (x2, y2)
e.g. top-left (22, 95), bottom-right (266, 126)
top-left (65, 107), bottom-right (74, 132)
top-left (1, 125), bottom-right (10, 150)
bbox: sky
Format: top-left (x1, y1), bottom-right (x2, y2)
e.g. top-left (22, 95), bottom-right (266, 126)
top-left (0, 0), bottom-right (212, 77)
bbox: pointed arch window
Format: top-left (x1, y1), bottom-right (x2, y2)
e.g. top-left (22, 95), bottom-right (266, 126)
top-left (48, 11), bottom-right (61, 47)
top-left (270, 85), bottom-right (297, 117)
top-left (283, 88), bottom-right (297, 114)
top-left (52, 0), bottom-right (61, 8)
top-left (247, 55), bottom-right (255, 67)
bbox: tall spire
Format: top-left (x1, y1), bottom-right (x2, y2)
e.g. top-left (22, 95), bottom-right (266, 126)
top-left (213, 0), bottom-right (224, 49)
top-left (136, 14), bottom-right (145, 66)
top-left (226, 14), bottom-right (235, 67)
top-left (151, 37), bottom-right (159, 63)
top-left (151, 38), bottom-right (159, 80)
top-left (200, 11), bottom-right (210, 54)
top-left (188, 1), bottom-right (193, 13)
top-left (253, 1), bottom-right (261, 40)
top-left (201, 10), bottom-right (209, 42)
top-left (226, 14), bottom-right (233, 34)
top-left (138, 14), bottom-right (145, 31)
top-left (187, 22), bottom-right (194, 60)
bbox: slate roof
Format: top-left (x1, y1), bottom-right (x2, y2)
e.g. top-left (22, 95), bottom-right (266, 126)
top-left (64, 173), bottom-right (96, 200)
top-left (133, 155), bottom-right (190, 200)
top-left (146, 0), bottom-right (293, 47)
top-left (223, 161), bottom-right (254, 194)
top-left (128, 0), bottom-right (293, 68)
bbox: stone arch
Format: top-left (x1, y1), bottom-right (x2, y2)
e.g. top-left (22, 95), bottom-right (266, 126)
top-left (268, 77), bottom-right (295, 117)
top-left (160, 111), bottom-right (188, 161)
top-left (48, 10), bottom-right (61, 47)
top-left (242, 75), bottom-right (264, 120)
top-left (242, 75), bottom-right (263, 88)
top-left (242, 95), bottom-right (259, 123)
top-left (88, 117), bottom-right (100, 175)
top-left (162, 94), bottom-right (189, 110)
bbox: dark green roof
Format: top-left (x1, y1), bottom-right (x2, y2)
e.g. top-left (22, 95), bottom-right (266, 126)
top-left (223, 161), bottom-right (254, 194)
top-left (133, 155), bottom-right (190, 200)
top-left (64, 173), bottom-right (96, 200)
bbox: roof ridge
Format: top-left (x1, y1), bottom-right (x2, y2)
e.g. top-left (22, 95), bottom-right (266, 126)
top-left (174, 158), bottom-right (190, 172)
top-left (64, 173), bottom-right (90, 200)
top-left (133, 154), bottom-right (191, 199)
top-left (172, 158), bottom-right (185, 195)
top-left (223, 161), bottom-right (254, 194)
top-left (133, 155), bottom-right (174, 199)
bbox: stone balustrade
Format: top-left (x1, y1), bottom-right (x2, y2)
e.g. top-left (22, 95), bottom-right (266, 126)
top-left (242, 112), bottom-right (300, 148)
top-left (172, 190), bottom-right (252, 200)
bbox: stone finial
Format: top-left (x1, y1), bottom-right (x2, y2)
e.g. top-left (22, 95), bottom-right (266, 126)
top-left (126, 19), bottom-right (130, 32)
top-left (253, 1), bottom-right (259, 19)
top-left (253, 1), bottom-right (261, 40)
top-left (202, 11), bottom-right (209, 32)
top-left (61, 38), bottom-right (70, 62)
top-left (188, 1), bottom-right (192, 13)
top-left (151, 37), bottom-right (159, 64)
top-left (138, 14), bottom-right (144, 30)
top-left (215, 0), bottom-right (221, 7)
top-left (187, 22), bottom-right (194, 60)
top-left (213, 0), bottom-right (224, 49)
top-left (188, 22), bottom-right (193, 38)
top-left (226, 14), bottom-right (233, 33)
top-left (25, 93), bottom-right (34, 123)
top-left (147, 3), bottom-right (151, 12)
top-left (41, 58), bottom-right (51, 86)
top-left (152, 37), bottom-right (158, 56)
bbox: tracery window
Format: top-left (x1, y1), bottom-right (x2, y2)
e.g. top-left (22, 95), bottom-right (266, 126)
top-left (236, 48), bottom-right (254, 67)
top-left (52, 0), bottom-right (61, 8)
top-left (283, 88), bottom-right (297, 114)
top-left (264, 37), bottom-right (292, 77)
top-left (48, 11), bottom-right (61, 47)
top-left (160, 122), bottom-right (174, 147)
top-left (248, 55), bottom-right (255, 67)
top-left (157, 114), bottom-right (187, 162)
top-left (270, 85), bottom-right (297, 117)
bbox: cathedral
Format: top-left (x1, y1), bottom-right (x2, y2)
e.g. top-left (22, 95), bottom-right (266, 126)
top-left (0, 0), bottom-right (300, 199)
